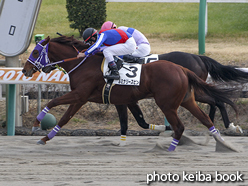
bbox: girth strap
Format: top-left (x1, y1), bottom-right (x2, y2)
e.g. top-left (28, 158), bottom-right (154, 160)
top-left (102, 79), bottom-right (115, 104)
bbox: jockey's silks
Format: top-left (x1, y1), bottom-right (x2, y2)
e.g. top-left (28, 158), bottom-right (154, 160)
top-left (85, 29), bottom-right (132, 55)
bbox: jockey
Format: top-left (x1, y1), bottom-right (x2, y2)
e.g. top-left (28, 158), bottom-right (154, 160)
top-left (101, 21), bottom-right (151, 62)
top-left (77, 27), bottom-right (136, 80)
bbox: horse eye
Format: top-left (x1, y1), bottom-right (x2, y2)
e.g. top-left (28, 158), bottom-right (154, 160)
top-left (32, 50), bottom-right (39, 58)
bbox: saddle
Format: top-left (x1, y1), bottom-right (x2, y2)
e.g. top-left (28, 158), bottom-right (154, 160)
top-left (122, 55), bottom-right (146, 64)
top-left (114, 54), bottom-right (157, 69)
top-left (122, 54), bottom-right (159, 64)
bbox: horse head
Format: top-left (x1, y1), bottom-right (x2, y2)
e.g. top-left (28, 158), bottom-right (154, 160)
top-left (22, 36), bottom-right (51, 77)
top-left (23, 35), bottom-right (91, 77)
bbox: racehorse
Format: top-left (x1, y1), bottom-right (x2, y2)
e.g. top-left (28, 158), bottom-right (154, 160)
top-left (22, 36), bottom-right (237, 151)
top-left (120, 51), bottom-right (247, 136)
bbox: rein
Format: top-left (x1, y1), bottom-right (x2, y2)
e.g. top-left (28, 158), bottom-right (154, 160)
top-left (46, 56), bottom-right (88, 75)
top-left (68, 56), bottom-right (88, 74)
top-left (46, 48), bottom-right (88, 75)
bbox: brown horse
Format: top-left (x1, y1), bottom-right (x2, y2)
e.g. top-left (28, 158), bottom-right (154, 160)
top-left (22, 36), bottom-right (237, 151)
top-left (159, 52), bottom-right (246, 130)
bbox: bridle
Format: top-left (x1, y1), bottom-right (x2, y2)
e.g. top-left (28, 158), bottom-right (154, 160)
top-left (27, 39), bottom-right (89, 75)
top-left (27, 40), bottom-right (50, 72)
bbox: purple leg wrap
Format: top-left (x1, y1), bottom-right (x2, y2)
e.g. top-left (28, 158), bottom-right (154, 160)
top-left (168, 138), bottom-right (179, 152)
top-left (47, 125), bottom-right (61, 139)
top-left (37, 106), bottom-right (50, 122)
top-left (209, 126), bottom-right (218, 135)
top-left (209, 126), bottom-right (224, 141)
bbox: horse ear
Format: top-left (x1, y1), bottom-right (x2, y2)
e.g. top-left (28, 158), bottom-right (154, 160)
top-left (42, 36), bottom-right (50, 45)
top-left (39, 37), bottom-right (50, 46)
top-left (46, 36), bottom-right (50, 42)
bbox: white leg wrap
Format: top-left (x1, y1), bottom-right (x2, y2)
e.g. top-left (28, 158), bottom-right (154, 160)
top-left (149, 124), bottom-right (165, 132)
top-left (119, 135), bottom-right (127, 146)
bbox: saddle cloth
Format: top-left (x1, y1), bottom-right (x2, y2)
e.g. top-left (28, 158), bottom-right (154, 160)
top-left (141, 54), bottom-right (159, 64)
top-left (101, 54), bottom-right (159, 86)
top-left (102, 58), bottom-right (142, 86)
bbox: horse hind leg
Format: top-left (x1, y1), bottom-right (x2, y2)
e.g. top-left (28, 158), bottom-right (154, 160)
top-left (115, 103), bottom-right (167, 146)
top-left (180, 97), bottom-right (224, 142)
top-left (195, 93), bottom-right (243, 133)
top-left (128, 103), bottom-right (167, 132)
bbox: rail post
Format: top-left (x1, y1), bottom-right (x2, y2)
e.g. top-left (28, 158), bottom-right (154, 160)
top-left (5, 56), bottom-right (18, 136)
top-left (198, 0), bottom-right (207, 55)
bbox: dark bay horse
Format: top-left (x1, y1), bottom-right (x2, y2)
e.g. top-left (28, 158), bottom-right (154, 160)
top-left (22, 36), bottom-right (237, 151)
top-left (120, 52), bottom-right (247, 136)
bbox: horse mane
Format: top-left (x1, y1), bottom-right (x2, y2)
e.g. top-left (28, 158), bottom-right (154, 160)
top-left (50, 36), bottom-right (89, 51)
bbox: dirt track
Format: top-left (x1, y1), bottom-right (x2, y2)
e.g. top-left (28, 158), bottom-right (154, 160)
top-left (0, 134), bottom-right (247, 186)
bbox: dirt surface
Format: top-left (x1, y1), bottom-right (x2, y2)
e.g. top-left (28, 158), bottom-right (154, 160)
top-left (0, 134), bottom-right (247, 186)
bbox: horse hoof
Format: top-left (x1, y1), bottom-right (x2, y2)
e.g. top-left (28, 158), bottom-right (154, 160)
top-left (32, 127), bottom-right (41, 132)
top-left (156, 125), bottom-right (166, 132)
top-left (236, 125), bottom-right (243, 134)
top-left (37, 140), bottom-right (46, 145)
top-left (228, 123), bottom-right (243, 134)
top-left (213, 133), bottom-right (225, 143)
top-left (119, 141), bottom-right (127, 147)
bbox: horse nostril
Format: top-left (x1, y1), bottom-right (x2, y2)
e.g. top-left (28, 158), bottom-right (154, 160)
top-left (22, 69), bottom-right (26, 74)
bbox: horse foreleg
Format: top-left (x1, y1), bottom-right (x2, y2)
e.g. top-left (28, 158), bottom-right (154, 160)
top-left (32, 90), bottom-right (83, 131)
top-left (115, 105), bottom-right (128, 146)
top-left (35, 90), bottom-right (86, 145)
top-left (32, 106), bottom-right (50, 131)
top-left (215, 101), bottom-right (243, 133)
top-left (127, 102), bottom-right (166, 132)
top-left (38, 103), bottom-right (84, 145)
top-left (208, 101), bottom-right (232, 129)
top-left (215, 101), bottom-right (231, 129)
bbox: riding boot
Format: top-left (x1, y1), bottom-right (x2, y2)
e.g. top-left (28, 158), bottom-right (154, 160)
top-left (105, 61), bottom-right (120, 80)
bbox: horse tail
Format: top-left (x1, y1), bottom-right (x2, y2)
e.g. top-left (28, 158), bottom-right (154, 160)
top-left (182, 67), bottom-right (238, 117)
top-left (198, 55), bottom-right (248, 83)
